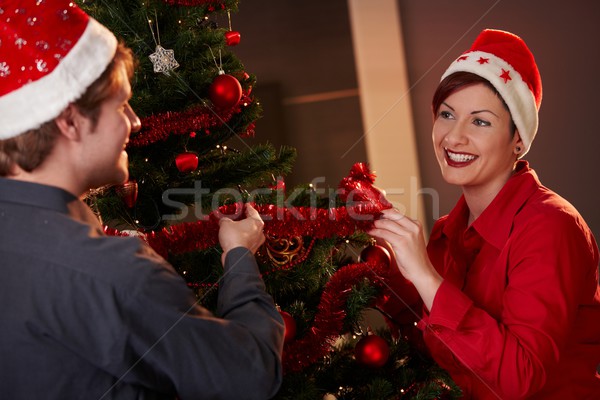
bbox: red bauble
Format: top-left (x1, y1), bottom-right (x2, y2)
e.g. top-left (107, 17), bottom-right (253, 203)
top-left (279, 311), bottom-right (297, 343)
top-left (270, 177), bottom-right (286, 194)
top-left (209, 74), bottom-right (242, 109)
top-left (225, 30), bottom-right (241, 46)
top-left (359, 244), bottom-right (391, 268)
top-left (175, 152), bottom-right (199, 173)
top-left (114, 180), bottom-right (138, 208)
top-left (354, 334), bottom-right (390, 368)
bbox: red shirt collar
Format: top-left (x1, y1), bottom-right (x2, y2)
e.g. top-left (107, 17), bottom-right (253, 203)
top-left (434, 160), bottom-right (542, 249)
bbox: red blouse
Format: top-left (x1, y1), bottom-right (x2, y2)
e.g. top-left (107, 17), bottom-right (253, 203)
top-left (386, 161), bottom-right (600, 399)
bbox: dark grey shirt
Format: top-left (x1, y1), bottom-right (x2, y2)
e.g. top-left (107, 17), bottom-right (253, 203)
top-left (0, 178), bottom-right (283, 399)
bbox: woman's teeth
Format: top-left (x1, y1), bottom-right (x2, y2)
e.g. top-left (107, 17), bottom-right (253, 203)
top-left (446, 150), bottom-right (476, 162)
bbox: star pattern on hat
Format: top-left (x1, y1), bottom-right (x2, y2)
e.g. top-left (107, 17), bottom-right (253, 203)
top-left (149, 45), bottom-right (179, 75)
top-left (477, 57), bottom-right (489, 64)
top-left (457, 55), bottom-right (468, 62)
top-left (500, 68), bottom-right (512, 83)
top-left (0, 62), bottom-right (10, 77)
top-left (15, 38), bottom-right (27, 49)
top-left (0, 0), bottom-right (117, 139)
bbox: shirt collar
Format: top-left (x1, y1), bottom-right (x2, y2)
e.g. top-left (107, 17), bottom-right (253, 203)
top-left (0, 178), bottom-right (76, 213)
top-left (433, 160), bottom-right (541, 249)
top-left (0, 178), bottom-right (102, 228)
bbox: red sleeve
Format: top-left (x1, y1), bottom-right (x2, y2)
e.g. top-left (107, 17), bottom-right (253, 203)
top-left (423, 210), bottom-right (598, 398)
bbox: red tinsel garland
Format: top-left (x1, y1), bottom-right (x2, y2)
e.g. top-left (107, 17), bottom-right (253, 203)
top-left (282, 260), bottom-right (391, 373)
top-left (138, 162), bottom-right (392, 257)
top-left (144, 201), bottom-right (387, 259)
top-left (129, 93), bottom-right (254, 147)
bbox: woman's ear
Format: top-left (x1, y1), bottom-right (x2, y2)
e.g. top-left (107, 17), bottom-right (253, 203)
top-left (54, 104), bottom-right (84, 141)
top-left (513, 130), bottom-right (524, 156)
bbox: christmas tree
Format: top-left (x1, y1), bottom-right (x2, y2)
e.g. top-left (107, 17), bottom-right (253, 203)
top-left (80, 0), bottom-right (460, 398)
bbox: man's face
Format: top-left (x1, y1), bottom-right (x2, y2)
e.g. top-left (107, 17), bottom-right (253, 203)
top-left (78, 65), bottom-right (140, 191)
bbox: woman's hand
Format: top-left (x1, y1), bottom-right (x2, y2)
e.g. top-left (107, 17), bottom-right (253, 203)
top-left (369, 208), bottom-right (443, 310)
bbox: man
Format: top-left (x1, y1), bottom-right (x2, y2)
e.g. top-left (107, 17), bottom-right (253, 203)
top-left (0, 1), bottom-right (284, 398)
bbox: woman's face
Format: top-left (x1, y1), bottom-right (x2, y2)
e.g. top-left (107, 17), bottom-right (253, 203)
top-left (432, 83), bottom-right (521, 193)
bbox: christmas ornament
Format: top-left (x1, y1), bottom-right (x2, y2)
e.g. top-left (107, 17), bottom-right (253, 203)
top-left (206, 46), bottom-right (242, 109)
top-left (225, 30), bottom-right (241, 46)
top-left (265, 235), bottom-right (304, 267)
top-left (224, 10), bottom-right (241, 46)
top-left (338, 163), bottom-right (393, 210)
top-left (354, 334), bottom-right (390, 368)
top-left (149, 45), bottom-right (180, 74)
top-left (209, 73), bottom-right (242, 109)
top-left (147, 13), bottom-right (179, 75)
top-left (114, 180), bottom-right (138, 208)
top-left (279, 311), bottom-right (297, 343)
top-left (175, 152), bottom-right (199, 173)
top-left (270, 176), bottom-right (286, 194)
top-left (359, 244), bottom-right (391, 268)
top-left (234, 71), bottom-right (250, 82)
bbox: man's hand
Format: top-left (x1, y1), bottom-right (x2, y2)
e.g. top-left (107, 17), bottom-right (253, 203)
top-left (218, 204), bottom-right (265, 265)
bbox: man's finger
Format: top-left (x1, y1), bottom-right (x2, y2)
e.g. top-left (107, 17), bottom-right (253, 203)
top-left (219, 217), bottom-right (233, 225)
top-left (245, 203), bottom-right (263, 222)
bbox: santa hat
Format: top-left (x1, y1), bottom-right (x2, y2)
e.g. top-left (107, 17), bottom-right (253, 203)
top-left (0, 0), bottom-right (117, 139)
top-left (441, 29), bottom-right (542, 156)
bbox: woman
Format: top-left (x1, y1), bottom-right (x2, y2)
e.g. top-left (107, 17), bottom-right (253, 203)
top-left (369, 29), bottom-right (600, 399)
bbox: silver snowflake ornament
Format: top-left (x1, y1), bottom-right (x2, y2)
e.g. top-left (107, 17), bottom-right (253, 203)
top-left (149, 45), bottom-right (179, 75)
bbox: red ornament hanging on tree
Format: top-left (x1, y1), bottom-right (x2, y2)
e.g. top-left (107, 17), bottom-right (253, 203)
top-left (175, 152), bottom-right (199, 173)
top-left (209, 73), bottom-right (242, 109)
top-left (225, 30), bottom-right (241, 46)
top-left (354, 334), bottom-right (390, 368)
top-left (270, 176), bottom-right (286, 195)
top-left (279, 311), bottom-right (297, 343)
top-left (114, 180), bottom-right (138, 208)
top-left (359, 244), bottom-right (391, 268)
top-left (224, 10), bottom-right (241, 46)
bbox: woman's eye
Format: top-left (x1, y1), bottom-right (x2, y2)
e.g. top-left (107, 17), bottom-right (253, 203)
top-left (439, 110), bottom-right (453, 119)
top-left (473, 118), bottom-right (491, 127)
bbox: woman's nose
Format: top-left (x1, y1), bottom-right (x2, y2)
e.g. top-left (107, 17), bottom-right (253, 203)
top-left (444, 121), bottom-right (468, 145)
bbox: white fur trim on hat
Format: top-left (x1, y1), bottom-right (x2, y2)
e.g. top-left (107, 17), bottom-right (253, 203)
top-left (0, 18), bottom-right (117, 139)
top-left (441, 51), bottom-right (538, 157)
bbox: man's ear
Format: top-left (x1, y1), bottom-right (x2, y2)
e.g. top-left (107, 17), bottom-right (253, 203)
top-left (54, 104), bottom-right (84, 141)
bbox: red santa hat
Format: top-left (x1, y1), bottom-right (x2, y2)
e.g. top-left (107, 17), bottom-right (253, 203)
top-left (441, 29), bottom-right (542, 156)
top-left (0, 0), bottom-right (117, 139)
